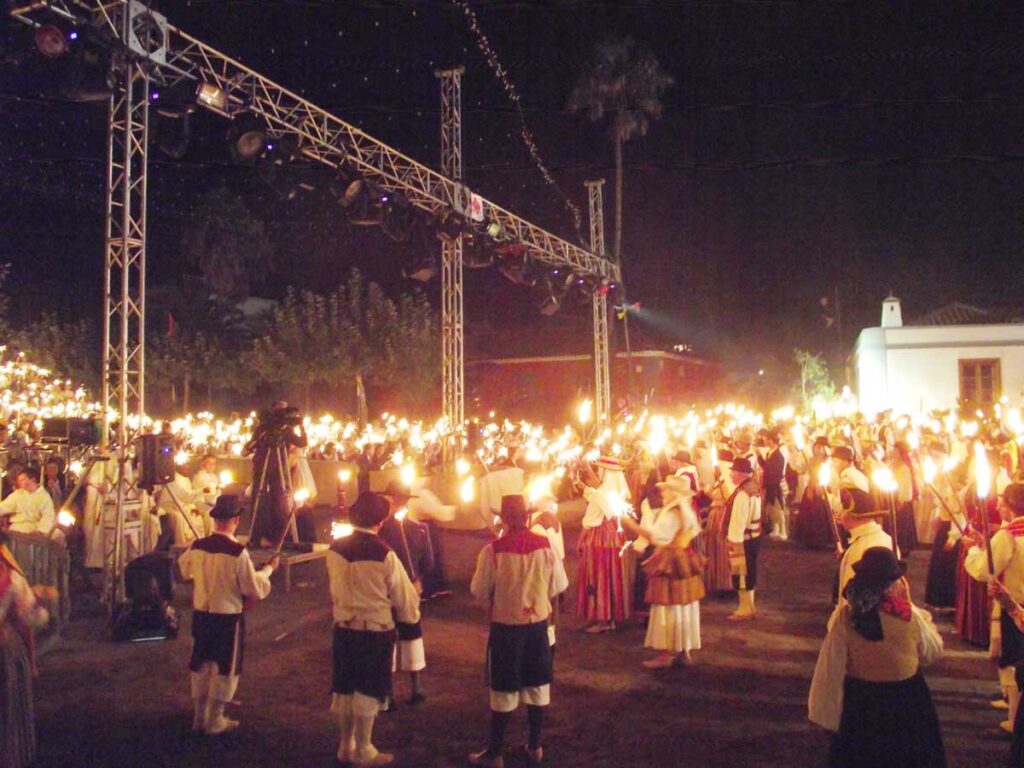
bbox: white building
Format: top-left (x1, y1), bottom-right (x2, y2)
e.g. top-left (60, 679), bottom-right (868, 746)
top-left (854, 297), bottom-right (1024, 416)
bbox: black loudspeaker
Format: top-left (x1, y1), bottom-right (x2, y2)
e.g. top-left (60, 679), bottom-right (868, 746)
top-left (40, 418), bottom-right (101, 446)
top-left (138, 434), bottom-right (176, 487)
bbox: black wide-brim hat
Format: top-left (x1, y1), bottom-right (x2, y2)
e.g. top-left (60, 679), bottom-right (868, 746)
top-left (851, 546), bottom-right (907, 588)
top-left (210, 494), bottom-right (241, 520)
top-left (350, 491), bottom-right (390, 528)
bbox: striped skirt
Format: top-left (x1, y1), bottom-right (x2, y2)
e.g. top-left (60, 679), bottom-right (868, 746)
top-left (0, 629), bottom-right (35, 768)
top-left (575, 518), bottom-right (628, 623)
top-left (703, 506), bottom-right (732, 594)
top-left (955, 546), bottom-right (991, 647)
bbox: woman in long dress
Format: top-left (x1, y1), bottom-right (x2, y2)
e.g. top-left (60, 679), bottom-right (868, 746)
top-left (575, 457), bottom-right (630, 633)
top-left (0, 536), bottom-right (50, 768)
top-left (623, 475), bottom-right (704, 668)
top-left (795, 441), bottom-right (837, 549)
top-left (702, 454), bottom-right (732, 595)
top-left (892, 442), bottom-right (920, 552)
top-left (809, 547), bottom-right (946, 768)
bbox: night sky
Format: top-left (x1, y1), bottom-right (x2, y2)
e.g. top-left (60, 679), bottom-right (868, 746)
top-left (3, 0), bottom-right (1024, 384)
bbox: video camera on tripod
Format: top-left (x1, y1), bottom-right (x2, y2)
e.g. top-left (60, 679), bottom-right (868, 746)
top-left (252, 405), bottom-right (303, 446)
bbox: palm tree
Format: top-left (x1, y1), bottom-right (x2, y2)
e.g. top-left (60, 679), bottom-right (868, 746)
top-left (568, 37), bottom-right (673, 267)
top-left (568, 38), bottom-right (672, 399)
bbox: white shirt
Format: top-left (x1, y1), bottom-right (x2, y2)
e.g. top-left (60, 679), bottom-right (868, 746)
top-left (0, 486), bottom-right (56, 534)
top-left (471, 528), bottom-right (569, 625)
top-left (326, 528), bottom-right (421, 629)
top-left (192, 469), bottom-right (221, 508)
top-left (809, 604), bottom-right (942, 731)
top-left (479, 467), bottom-right (525, 519)
top-left (964, 521), bottom-right (1024, 604)
top-left (726, 488), bottom-right (761, 544)
top-left (177, 532), bottom-right (272, 614)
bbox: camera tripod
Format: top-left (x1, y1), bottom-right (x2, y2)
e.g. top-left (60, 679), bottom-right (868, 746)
top-left (244, 439), bottom-right (299, 558)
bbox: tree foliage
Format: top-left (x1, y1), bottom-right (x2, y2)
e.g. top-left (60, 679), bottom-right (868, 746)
top-left (181, 187), bottom-right (274, 303)
top-left (794, 348), bottom-right (836, 410)
top-left (13, 312), bottom-right (98, 391)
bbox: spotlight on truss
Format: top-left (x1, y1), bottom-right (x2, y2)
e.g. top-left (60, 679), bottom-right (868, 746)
top-left (462, 230), bottom-right (494, 269)
top-left (196, 81), bottom-right (228, 112)
top-left (228, 113), bottom-right (268, 161)
top-left (339, 179), bottom-right (387, 226)
top-left (435, 208), bottom-right (466, 241)
top-left (531, 271), bottom-right (569, 316)
top-left (485, 218), bottom-right (503, 239)
top-left (495, 244), bottom-right (535, 286)
top-left (34, 24), bottom-right (69, 58)
top-left (381, 194), bottom-right (415, 242)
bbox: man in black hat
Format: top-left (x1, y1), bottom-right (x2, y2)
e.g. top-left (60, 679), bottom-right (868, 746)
top-left (469, 495), bottom-right (568, 768)
top-left (760, 431), bottom-right (789, 541)
top-left (724, 457), bottom-right (762, 620)
top-left (378, 480), bottom-right (433, 707)
top-left (327, 491), bottom-right (421, 766)
top-left (177, 495), bottom-right (279, 736)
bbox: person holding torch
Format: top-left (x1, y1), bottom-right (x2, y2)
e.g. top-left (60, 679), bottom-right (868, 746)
top-left (723, 457), bottom-right (762, 621)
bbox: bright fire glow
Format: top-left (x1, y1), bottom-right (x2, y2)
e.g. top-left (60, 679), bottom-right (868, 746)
top-left (460, 476), bottom-right (475, 503)
top-left (818, 459), bottom-right (832, 489)
top-left (338, 469), bottom-right (352, 484)
top-left (331, 521), bottom-right (353, 539)
top-left (577, 398), bottom-right (592, 425)
top-left (294, 487), bottom-right (310, 504)
top-left (57, 509), bottom-right (75, 527)
top-left (218, 470), bottom-right (233, 486)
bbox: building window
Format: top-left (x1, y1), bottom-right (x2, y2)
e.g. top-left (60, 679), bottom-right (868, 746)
top-left (959, 358), bottom-right (1001, 406)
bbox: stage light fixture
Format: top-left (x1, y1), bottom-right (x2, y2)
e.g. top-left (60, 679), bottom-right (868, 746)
top-left (152, 80), bottom-right (197, 118)
top-left (435, 208), bottom-right (466, 240)
top-left (485, 218), bottom-right (503, 239)
top-left (196, 81), bottom-right (228, 111)
top-left (60, 48), bottom-right (114, 103)
top-left (531, 271), bottom-right (568, 316)
top-left (381, 194), bottom-right (415, 242)
top-left (34, 24), bottom-right (69, 58)
top-left (228, 113), bottom-right (268, 161)
top-left (462, 231), bottom-right (495, 269)
top-left (495, 245), bottom-right (535, 286)
top-left (340, 179), bottom-right (387, 226)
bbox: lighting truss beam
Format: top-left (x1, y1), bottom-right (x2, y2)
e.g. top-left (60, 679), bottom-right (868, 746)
top-left (9, 0), bottom-right (618, 283)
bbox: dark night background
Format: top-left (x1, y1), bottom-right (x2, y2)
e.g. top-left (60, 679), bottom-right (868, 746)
top-left (3, 0), bottom-right (1024, 387)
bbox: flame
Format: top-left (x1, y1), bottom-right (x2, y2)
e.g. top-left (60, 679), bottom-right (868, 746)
top-left (975, 442), bottom-right (991, 499)
top-left (455, 458), bottom-right (470, 477)
top-left (57, 509), bottom-right (75, 527)
top-left (923, 456), bottom-right (937, 484)
top-left (577, 398), bottom-right (592, 425)
top-left (218, 470), bottom-right (233, 486)
top-left (331, 521), bottom-right (353, 539)
top-left (174, 450), bottom-right (189, 466)
top-left (69, 460), bottom-right (84, 476)
top-left (395, 507), bottom-right (407, 522)
top-left (400, 462), bottom-right (416, 487)
top-left (460, 476), bottom-right (476, 503)
top-left (527, 474), bottom-right (554, 504)
top-left (818, 459), bottom-right (832, 489)
top-left (293, 487), bottom-right (310, 504)
top-left (338, 468), bottom-right (352, 484)
top-left (871, 467), bottom-right (897, 493)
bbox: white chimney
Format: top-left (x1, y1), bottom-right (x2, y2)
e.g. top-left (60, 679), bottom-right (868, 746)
top-left (881, 294), bottom-right (902, 328)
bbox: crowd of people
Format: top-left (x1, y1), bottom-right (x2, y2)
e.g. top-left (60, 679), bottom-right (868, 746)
top-left (4, 347), bottom-right (1024, 765)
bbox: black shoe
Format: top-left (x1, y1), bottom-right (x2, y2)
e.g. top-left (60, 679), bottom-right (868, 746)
top-left (409, 691), bottom-right (426, 705)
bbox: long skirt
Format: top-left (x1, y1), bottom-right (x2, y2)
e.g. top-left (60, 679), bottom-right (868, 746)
top-left (896, 501), bottom-right (919, 552)
top-left (955, 546), bottom-right (991, 647)
top-left (0, 630), bottom-right (35, 768)
top-left (829, 673), bottom-right (946, 768)
top-left (644, 604), bottom-right (700, 653)
top-left (575, 519), bottom-right (628, 623)
top-left (924, 522), bottom-right (959, 609)
top-left (703, 506), bottom-right (732, 594)
top-left (795, 493), bottom-right (835, 549)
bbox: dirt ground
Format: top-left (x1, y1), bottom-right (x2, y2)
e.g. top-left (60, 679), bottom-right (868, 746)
top-left (33, 531), bottom-right (1010, 768)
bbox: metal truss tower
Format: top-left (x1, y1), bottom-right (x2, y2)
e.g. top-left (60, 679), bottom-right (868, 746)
top-left (9, 2), bottom-right (622, 604)
top-left (437, 67), bottom-right (465, 438)
top-left (586, 180), bottom-right (611, 425)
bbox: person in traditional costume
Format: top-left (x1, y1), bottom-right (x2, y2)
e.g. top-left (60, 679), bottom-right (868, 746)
top-left (760, 431), bottom-right (789, 541)
top-left (192, 454), bottom-right (222, 517)
top-left (956, 485), bottom-right (1001, 648)
top-left (621, 475), bottom-right (703, 668)
top-left (924, 444), bottom-right (966, 611)
top-left (0, 534), bottom-right (49, 768)
top-left (795, 438), bottom-right (835, 549)
top-left (469, 495), bottom-right (569, 768)
top-left (892, 441), bottom-right (920, 551)
top-left (830, 459), bottom-right (892, 608)
top-left (702, 448), bottom-right (733, 595)
top-left (0, 466), bottom-right (54, 536)
top-left (724, 457), bottom-right (762, 621)
top-left (808, 547), bottom-right (946, 768)
top-left (177, 495), bottom-right (278, 736)
top-left (575, 457), bottom-right (630, 633)
top-left (327, 491), bottom-right (421, 766)
top-left (963, 483), bottom-right (1024, 736)
top-left (528, 489), bottom-right (565, 652)
top-left (379, 481), bottom-right (432, 708)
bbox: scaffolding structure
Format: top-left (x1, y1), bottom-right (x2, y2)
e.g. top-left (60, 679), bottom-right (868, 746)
top-left (9, 0), bottom-right (620, 607)
top-left (586, 180), bottom-right (611, 425)
top-left (436, 67), bottom-right (465, 435)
